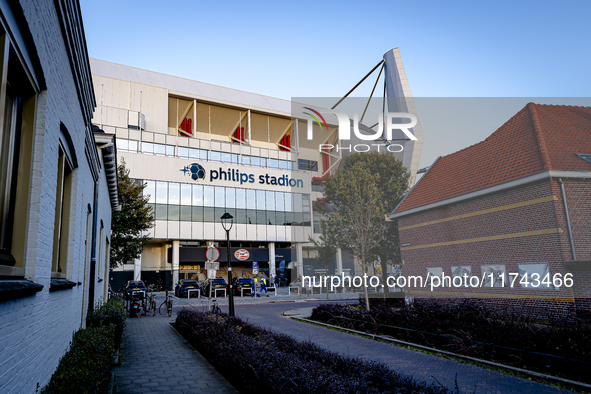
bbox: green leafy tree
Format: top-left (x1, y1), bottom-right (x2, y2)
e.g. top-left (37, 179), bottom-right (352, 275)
top-left (340, 152), bottom-right (409, 292)
top-left (323, 165), bottom-right (386, 311)
top-left (308, 214), bottom-right (340, 299)
top-left (110, 159), bottom-right (154, 268)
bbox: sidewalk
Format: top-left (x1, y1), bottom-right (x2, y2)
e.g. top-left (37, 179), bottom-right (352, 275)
top-left (113, 315), bottom-right (238, 394)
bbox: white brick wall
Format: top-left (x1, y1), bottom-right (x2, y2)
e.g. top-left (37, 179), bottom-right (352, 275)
top-left (0, 2), bottom-right (114, 393)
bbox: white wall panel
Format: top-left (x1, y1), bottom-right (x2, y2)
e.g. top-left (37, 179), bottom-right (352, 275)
top-left (192, 222), bottom-right (203, 240)
top-left (266, 225), bottom-right (276, 241)
top-left (247, 223), bottom-right (257, 240)
top-left (203, 223), bottom-right (215, 241)
top-left (256, 225), bottom-right (267, 241)
top-left (154, 220), bottom-right (168, 238)
top-left (168, 221), bottom-right (180, 239)
top-left (180, 221), bottom-right (192, 239)
top-left (236, 224), bottom-right (247, 240)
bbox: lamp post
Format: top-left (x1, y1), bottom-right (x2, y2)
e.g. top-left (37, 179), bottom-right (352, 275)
top-left (221, 212), bottom-right (235, 317)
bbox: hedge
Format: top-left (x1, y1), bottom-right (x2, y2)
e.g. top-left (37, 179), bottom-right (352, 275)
top-left (41, 299), bottom-right (126, 394)
top-left (86, 298), bottom-right (126, 349)
top-left (310, 300), bottom-right (591, 383)
top-left (175, 309), bottom-right (452, 394)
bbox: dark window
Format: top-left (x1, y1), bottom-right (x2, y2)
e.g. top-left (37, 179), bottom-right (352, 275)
top-left (298, 159), bottom-right (318, 172)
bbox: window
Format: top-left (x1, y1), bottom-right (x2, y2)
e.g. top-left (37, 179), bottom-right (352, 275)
top-left (298, 159), bottom-right (318, 171)
top-left (575, 154), bottom-right (591, 164)
top-left (144, 181), bottom-right (156, 203)
top-left (52, 147), bottom-right (74, 277)
top-left (425, 267), bottom-right (443, 287)
top-left (518, 263), bottom-right (551, 289)
top-left (166, 145), bottom-right (175, 156)
top-left (155, 182), bottom-right (167, 204)
top-left (480, 264), bottom-right (506, 288)
top-left (128, 140), bottom-right (138, 152)
top-left (313, 216), bottom-right (321, 233)
top-left (0, 34), bottom-right (38, 272)
top-left (256, 190), bottom-right (266, 210)
top-left (180, 184), bottom-right (192, 205)
top-left (203, 186), bottom-right (214, 207)
top-left (154, 143), bottom-right (165, 156)
top-left (451, 266), bottom-right (471, 287)
top-left (141, 142), bottom-right (153, 154)
top-left (97, 223), bottom-right (104, 279)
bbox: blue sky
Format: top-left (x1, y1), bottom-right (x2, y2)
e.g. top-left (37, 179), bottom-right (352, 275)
top-left (81, 0), bottom-right (591, 167)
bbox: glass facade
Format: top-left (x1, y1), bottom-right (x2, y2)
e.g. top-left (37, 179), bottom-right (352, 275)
top-left (142, 180), bottom-right (311, 226)
top-left (118, 138), bottom-right (295, 171)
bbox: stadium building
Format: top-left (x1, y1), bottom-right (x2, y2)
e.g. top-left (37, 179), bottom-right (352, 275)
top-left (91, 48), bottom-right (424, 290)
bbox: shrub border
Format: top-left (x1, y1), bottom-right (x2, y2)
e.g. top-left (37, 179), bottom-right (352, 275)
top-left (295, 316), bottom-right (591, 394)
top-left (174, 309), bottom-right (453, 394)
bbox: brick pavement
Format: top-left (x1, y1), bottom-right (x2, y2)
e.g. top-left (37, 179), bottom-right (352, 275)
top-left (113, 314), bottom-right (238, 394)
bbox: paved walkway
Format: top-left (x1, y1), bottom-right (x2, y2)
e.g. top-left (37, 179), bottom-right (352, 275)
top-left (233, 302), bottom-right (576, 394)
top-left (113, 315), bottom-right (238, 394)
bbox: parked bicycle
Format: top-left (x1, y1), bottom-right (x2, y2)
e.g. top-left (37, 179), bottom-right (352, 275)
top-left (145, 292), bottom-right (156, 316)
top-left (210, 299), bottom-right (221, 315)
top-left (159, 291), bottom-right (173, 317)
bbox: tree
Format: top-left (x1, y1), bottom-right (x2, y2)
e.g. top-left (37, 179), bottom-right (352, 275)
top-left (110, 159), bottom-right (154, 268)
top-left (308, 214), bottom-right (340, 299)
top-left (339, 152), bottom-right (409, 293)
top-left (323, 165), bottom-right (387, 311)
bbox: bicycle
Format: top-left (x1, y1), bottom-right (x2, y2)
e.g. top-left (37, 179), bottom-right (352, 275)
top-left (146, 292), bottom-right (156, 316)
top-left (159, 291), bottom-right (173, 317)
top-left (210, 299), bottom-right (221, 315)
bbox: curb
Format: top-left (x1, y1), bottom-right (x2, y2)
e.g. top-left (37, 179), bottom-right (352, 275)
top-left (292, 317), bottom-right (591, 393)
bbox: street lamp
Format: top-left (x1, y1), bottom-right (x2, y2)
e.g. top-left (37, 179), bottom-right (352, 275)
top-left (221, 212), bottom-right (235, 317)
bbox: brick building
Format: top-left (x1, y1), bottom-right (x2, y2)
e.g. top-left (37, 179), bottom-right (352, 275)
top-left (390, 103), bottom-right (591, 317)
top-left (0, 1), bottom-right (118, 392)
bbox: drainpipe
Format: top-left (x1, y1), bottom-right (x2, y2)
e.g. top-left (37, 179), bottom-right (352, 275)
top-left (88, 180), bottom-right (99, 313)
top-left (558, 178), bottom-right (576, 261)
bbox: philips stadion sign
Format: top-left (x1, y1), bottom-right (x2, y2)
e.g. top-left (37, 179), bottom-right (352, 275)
top-left (180, 162), bottom-right (304, 188)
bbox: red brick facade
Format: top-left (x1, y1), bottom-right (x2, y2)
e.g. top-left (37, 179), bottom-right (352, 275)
top-left (392, 104), bottom-right (591, 317)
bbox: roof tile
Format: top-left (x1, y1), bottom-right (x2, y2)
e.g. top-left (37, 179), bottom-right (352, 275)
top-left (395, 103), bottom-right (591, 213)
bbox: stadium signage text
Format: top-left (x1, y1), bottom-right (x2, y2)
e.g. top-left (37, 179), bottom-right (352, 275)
top-left (180, 163), bottom-right (304, 188)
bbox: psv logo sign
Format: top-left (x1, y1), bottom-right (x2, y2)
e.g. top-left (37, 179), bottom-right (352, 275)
top-left (234, 249), bottom-right (250, 261)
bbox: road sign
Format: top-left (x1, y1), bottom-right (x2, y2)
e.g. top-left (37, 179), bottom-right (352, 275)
top-left (253, 269), bottom-right (259, 275)
top-left (252, 261), bottom-right (258, 275)
top-left (235, 249), bottom-right (249, 261)
top-left (207, 269), bottom-right (216, 279)
top-left (205, 261), bottom-right (219, 270)
top-left (206, 247), bottom-right (220, 262)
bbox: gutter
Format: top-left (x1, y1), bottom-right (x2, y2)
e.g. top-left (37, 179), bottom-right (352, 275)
top-left (558, 178), bottom-right (576, 260)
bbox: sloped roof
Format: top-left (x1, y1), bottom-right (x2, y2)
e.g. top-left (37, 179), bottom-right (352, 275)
top-left (393, 103), bottom-right (591, 214)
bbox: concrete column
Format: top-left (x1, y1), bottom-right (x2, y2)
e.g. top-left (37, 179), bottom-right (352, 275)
top-left (296, 242), bottom-right (304, 278)
top-left (133, 255), bottom-right (142, 281)
top-left (172, 240), bottom-right (180, 286)
top-left (268, 242), bottom-right (276, 277)
top-left (335, 248), bottom-right (343, 276)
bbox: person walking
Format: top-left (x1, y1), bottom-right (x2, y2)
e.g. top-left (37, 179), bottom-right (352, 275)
top-left (256, 278), bottom-right (269, 297)
top-left (274, 274), bottom-right (279, 288)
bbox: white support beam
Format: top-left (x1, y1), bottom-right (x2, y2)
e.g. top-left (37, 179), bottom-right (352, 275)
top-left (247, 110), bottom-right (251, 145)
top-left (192, 99), bottom-right (196, 137)
top-left (172, 240), bottom-right (180, 287)
top-left (229, 111), bottom-right (248, 143)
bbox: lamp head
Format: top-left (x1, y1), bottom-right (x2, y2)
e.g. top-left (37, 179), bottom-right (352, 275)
top-left (221, 212), bottom-right (234, 231)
